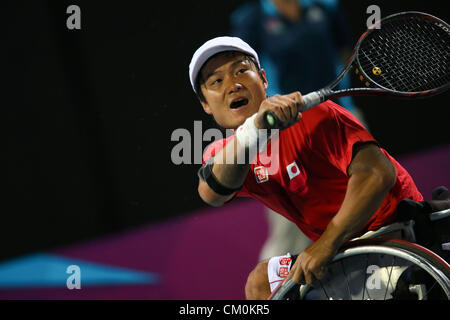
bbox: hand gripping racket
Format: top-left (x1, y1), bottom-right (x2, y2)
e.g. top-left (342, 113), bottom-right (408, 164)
top-left (264, 11), bottom-right (450, 129)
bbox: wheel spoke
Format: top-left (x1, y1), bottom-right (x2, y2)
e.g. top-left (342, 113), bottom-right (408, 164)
top-left (423, 274), bottom-right (440, 300)
top-left (383, 256), bottom-right (396, 300)
top-left (318, 280), bottom-right (330, 300)
top-left (340, 260), bottom-right (352, 300)
top-left (362, 254), bottom-right (373, 300)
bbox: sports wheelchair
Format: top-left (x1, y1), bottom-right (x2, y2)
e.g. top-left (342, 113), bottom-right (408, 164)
top-left (269, 188), bottom-right (450, 300)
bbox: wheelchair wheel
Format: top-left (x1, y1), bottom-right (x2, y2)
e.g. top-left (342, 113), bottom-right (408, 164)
top-left (269, 239), bottom-right (450, 300)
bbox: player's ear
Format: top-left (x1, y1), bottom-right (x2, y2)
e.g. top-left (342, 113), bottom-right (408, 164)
top-left (200, 100), bottom-right (212, 115)
top-left (259, 68), bottom-right (269, 90)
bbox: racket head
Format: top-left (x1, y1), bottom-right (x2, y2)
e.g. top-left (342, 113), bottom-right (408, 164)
top-left (353, 11), bottom-right (450, 99)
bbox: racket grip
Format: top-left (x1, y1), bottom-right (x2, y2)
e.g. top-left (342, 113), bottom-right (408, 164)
top-left (264, 111), bottom-right (279, 130)
top-left (300, 91), bottom-right (323, 111)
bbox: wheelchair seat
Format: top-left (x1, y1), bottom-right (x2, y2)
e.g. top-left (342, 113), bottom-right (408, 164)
top-left (395, 186), bottom-right (450, 262)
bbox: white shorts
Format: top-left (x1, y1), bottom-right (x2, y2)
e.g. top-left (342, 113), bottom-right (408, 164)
top-left (267, 253), bottom-right (295, 292)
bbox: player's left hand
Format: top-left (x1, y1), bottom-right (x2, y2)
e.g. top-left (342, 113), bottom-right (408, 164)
top-left (287, 239), bottom-right (338, 285)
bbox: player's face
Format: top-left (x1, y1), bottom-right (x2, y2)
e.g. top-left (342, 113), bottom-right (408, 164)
top-left (199, 52), bottom-right (268, 129)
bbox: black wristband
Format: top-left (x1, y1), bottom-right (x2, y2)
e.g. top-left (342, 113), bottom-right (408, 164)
top-left (197, 160), bottom-right (243, 196)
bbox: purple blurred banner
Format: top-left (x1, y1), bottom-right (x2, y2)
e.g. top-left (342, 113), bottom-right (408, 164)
top-left (0, 144), bottom-right (449, 299)
top-left (0, 198), bottom-right (268, 299)
top-left (397, 145), bottom-right (450, 199)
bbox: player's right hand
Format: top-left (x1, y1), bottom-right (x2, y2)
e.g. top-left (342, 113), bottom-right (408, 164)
top-left (254, 91), bottom-right (303, 130)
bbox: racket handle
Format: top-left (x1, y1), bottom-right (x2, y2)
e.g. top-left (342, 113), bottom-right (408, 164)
top-left (264, 90), bottom-right (327, 129)
top-left (264, 111), bottom-right (279, 129)
top-left (300, 91), bottom-right (323, 111)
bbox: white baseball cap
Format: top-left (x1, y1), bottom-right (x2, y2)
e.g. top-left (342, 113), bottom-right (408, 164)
top-left (189, 36), bottom-right (260, 94)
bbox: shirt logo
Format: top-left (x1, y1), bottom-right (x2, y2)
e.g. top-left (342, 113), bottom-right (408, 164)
top-left (278, 267), bottom-right (289, 278)
top-left (286, 161), bottom-right (300, 180)
top-left (254, 166), bottom-right (269, 183)
top-left (280, 257), bottom-right (292, 266)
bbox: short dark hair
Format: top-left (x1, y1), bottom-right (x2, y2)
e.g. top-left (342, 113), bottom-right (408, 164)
top-left (195, 52), bottom-right (264, 103)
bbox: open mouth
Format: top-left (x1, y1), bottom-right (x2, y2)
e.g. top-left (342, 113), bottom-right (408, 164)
top-left (230, 98), bottom-right (249, 109)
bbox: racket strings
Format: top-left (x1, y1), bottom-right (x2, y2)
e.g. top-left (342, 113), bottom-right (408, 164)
top-left (358, 16), bottom-right (450, 92)
top-left (377, 20), bottom-right (448, 90)
top-left (373, 24), bottom-right (447, 91)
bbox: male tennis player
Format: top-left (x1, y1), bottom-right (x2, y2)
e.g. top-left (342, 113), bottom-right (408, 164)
top-left (189, 36), bottom-right (423, 299)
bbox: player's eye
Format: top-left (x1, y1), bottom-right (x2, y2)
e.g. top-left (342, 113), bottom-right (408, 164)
top-left (237, 68), bottom-right (248, 74)
top-left (210, 78), bottom-right (222, 86)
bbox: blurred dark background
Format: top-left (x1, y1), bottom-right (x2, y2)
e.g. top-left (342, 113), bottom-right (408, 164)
top-left (4, 0), bottom-right (449, 261)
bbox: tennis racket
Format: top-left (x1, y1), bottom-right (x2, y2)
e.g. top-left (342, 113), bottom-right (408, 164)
top-left (264, 11), bottom-right (450, 129)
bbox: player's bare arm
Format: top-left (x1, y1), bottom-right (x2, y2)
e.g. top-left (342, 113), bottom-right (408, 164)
top-left (289, 143), bottom-right (397, 284)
